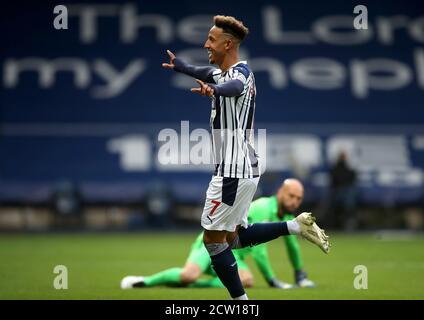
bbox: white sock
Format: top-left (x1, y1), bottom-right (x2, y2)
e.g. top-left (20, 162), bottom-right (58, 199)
top-left (287, 219), bottom-right (301, 235)
top-left (233, 293), bottom-right (248, 300)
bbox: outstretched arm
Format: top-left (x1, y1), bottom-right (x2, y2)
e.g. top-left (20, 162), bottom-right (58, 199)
top-left (251, 244), bottom-right (276, 284)
top-left (191, 79), bottom-right (244, 97)
top-left (251, 245), bottom-right (290, 288)
top-left (283, 234), bottom-right (304, 271)
top-left (281, 214), bottom-right (304, 271)
top-left (162, 50), bottom-right (216, 83)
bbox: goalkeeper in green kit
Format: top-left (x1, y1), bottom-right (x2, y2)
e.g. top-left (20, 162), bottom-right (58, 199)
top-left (121, 179), bottom-right (319, 290)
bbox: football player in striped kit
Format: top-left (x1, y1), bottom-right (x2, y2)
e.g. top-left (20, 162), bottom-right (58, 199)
top-left (163, 15), bottom-right (330, 300)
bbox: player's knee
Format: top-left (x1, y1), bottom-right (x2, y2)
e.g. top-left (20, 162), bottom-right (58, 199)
top-left (242, 276), bottom-right (254, 288)
top-left (180, 266), bottom-right (201, 285)
top-left (239, 271), bottom-right (254, 288)
top-left (203, 229), bottom-right (227, 244)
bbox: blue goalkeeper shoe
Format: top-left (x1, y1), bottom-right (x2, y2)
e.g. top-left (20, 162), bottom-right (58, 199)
top-left (295, 270), bottom-right (316, 288)
top-left (297, 278), bottom-right (316, 288)
top-left (268, 278), bottom-right (294, 289)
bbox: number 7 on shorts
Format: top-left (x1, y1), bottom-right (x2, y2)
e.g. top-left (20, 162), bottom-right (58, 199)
top-left (209, 200), bottom-right (221, 216)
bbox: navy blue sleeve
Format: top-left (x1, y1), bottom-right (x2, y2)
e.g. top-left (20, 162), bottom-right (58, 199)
top-left (209, 79), bottom-right (244, 97)
top-left (173, 57), bottom-right (216, 83)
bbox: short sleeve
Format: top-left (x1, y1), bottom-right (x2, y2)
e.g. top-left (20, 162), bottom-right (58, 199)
top-left (212, 69), bottom-right (222, 84)
top-left (232, 64), bottom-right (250, 85)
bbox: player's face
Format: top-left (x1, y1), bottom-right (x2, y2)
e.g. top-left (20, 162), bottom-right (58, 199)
top-left (204, 26), bottom-right (229, 65)
top-left (278, 184), bottom-right (304, 214)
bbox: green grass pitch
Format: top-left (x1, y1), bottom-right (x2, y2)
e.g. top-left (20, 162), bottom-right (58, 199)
top-left (1, 232), bottom-right (423, 299)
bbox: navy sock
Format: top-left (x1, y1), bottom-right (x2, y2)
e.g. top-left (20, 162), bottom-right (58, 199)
top-left (238, 222), bottom-right (289, 248)
top-left (209, 246), bottom-right (245, 298)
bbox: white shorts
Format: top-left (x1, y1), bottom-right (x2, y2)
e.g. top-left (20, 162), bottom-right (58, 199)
top-left (201, 176), bottom-right (260, 232)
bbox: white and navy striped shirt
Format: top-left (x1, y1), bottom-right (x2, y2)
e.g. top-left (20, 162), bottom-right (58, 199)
top-left (209, 61), bottom-right (260, 179)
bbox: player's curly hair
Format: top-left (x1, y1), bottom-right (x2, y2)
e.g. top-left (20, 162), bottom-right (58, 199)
top-left (213, 15), bottom-right (249, 42)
